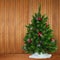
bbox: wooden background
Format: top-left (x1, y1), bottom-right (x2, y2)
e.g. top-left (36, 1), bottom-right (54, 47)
top-left (0, 0), bottom-right (60, 54)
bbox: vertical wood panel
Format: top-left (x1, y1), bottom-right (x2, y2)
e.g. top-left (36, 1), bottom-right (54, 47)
top-left (15, 0), bottom-right (21, 53)
top-left (0, 0), bottom-right (59, 54)
top-left (8, 0), bottom-right (16, 53)
top-left (0, 0), bottom-right (5, 54)
top-left (28, 0), bottom-right (33, 23)
top-left (4, 0), bottom-right (9, 53)
top-left (58, 0), bottom-right (60, 54)
top-left (52, 0), bottom-right (59, 53)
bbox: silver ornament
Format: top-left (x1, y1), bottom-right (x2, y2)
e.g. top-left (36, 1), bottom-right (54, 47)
top-left (30, 27), bottom-right (33, 30)
top-left (24, 46), bottom-right (26, 50)
top-left (37, 44), bottom-right (41, 47)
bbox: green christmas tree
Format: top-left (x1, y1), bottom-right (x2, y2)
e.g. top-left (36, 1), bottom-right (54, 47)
top-left (23, 6), bottom-right (57, 54)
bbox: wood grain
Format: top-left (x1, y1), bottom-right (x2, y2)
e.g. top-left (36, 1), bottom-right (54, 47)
top-left (0, 0), bottom-right (60, 54)
top-left (0, 54), bottom-right (60, 60)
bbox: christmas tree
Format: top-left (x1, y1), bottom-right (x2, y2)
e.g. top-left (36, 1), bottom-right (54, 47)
top-left (23, 6), bottom-right (57, 54)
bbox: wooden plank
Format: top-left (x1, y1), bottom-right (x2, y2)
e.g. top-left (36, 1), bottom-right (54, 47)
top-left (15, 0), bottom-right (21, 54)
top-left (58, 0), bottom-right (60, 54)
top-left (52, 0), bottom-right (59, 53)
top-left (8, 0), bottom-right (16, 53)
top-left (4, 0), bottom-right (10, 54)
top-left (0, 0), bottom-right (5, 54)
top-left (0, 54), bottom-right (60, 60)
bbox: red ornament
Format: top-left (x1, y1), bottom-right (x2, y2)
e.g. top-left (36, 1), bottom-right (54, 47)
top-left (46, 23), bottom-right (48, 27)
top-left (27, 39), bottom-right (32, 43)
top-left (46, 22), bottom-right (48, 27)
top-left (37, 17), bottom-right (42, 21)
top-left (51, 38), bottom-right (55, 42)
top-left (38, 32), bottom-right (42, 36)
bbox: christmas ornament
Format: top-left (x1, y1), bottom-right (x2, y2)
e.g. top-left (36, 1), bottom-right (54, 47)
top-left (38, 32), bottom-right (42, 37)
top-left (27, 39), bottom-right (32, 43)
top-left (51, 38), bottom-right (55, 42)
top-left (37, 44), bottom-right (41, 47)
top-left (30, 27), bottom-right (33, 30)
top-left (46, 24), bottom-right (48, 27)
top-left (36, 17), bottom-right (42, 21)
top-left (23, 44), bottom-right (27, 50)
top-left (24, 46), bottom-right (26, 50)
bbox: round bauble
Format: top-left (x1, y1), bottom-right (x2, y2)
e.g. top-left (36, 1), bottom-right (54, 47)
top-left (36, 17), bottom-right (42, 21)
top-left (27, 39), bottom-right (32, 43)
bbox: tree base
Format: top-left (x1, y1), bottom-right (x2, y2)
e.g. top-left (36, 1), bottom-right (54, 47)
top-left (29, 52), bottom-right (52, 59)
